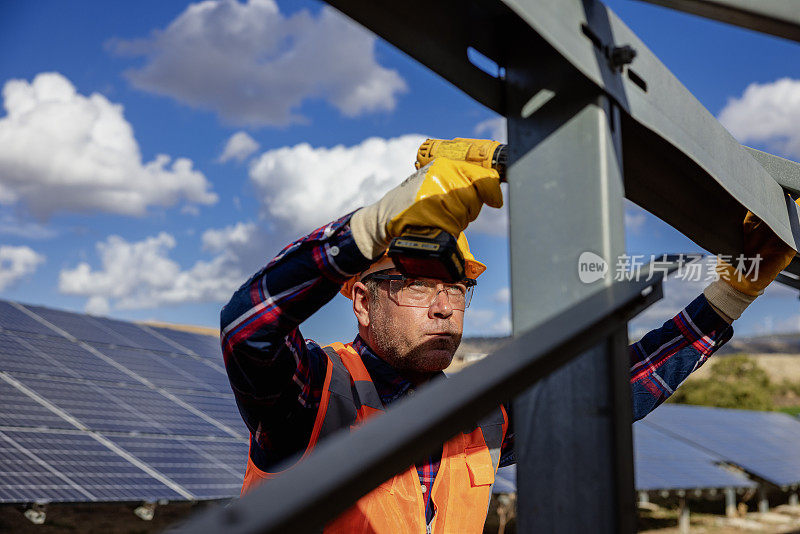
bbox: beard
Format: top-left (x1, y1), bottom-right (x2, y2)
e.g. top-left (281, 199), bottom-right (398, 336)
top-left (401, 334), bottom-right (462, 372)
top-left (369, 316), bottom-right (462, 374)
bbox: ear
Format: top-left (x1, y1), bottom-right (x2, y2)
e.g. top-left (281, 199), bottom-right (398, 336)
top-left (352, 281), bottom-right (371, 328)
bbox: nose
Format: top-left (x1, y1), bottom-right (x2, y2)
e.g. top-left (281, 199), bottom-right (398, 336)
top-left (428, 288), bottom-right (453, 319)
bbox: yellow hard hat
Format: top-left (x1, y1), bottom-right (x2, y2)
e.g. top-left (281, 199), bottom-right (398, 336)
top-left (340, 232), bottom-right (485, 300)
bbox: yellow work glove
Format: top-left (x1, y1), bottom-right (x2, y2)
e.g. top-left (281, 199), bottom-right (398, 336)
top-left (350, 159), bottom-right (503, 260)
top-left (704, 203), bottom-right (798, 321)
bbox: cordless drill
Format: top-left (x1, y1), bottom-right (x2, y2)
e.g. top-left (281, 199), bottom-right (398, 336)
top-left (387, 138), bottom-right (507, 282)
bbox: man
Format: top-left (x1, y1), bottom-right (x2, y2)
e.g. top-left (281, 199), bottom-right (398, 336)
top-left (221, 157), bottom-right (796, 533)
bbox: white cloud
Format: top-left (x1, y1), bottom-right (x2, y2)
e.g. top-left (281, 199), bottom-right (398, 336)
top-left (469, 183), bottom-right (508, 236)
top-left (492, 314), bottom-right (512, 335)
top-left (85, 296), bottom-right (111, 316)
top-left (762, 276), bottom-right (798, 299)
top-left (58, 223), bottom-right (269, 311)
top-left (718, 78), bottom-right (800, 158)
top-left (772, 314), bottom-right (800, 334)
top-left (465, 307), bottom-right (511, 336)
top-left (0, 72), bottom-right (217, 219)
top-left (624, 202), bottom-right (647, 235)
top-left (492, 287), bottom-right (510, 304)
top-left (219, 131), bottom-right (259, 163)
top-left (202, 221), bottom-right (256, 253)
top-left (0, 215), bottom-right (57, 239)
top-left (249, 135), bottom-right (426, 235)
top-left (0, 245), bottom-right (44, 291)
top-left (627, 256), bottom-right (713, 340)
top-left (249, 135), bottom-right (510, 244)
top-left (108, 0), bottom-right (407, 127)
top-left (474, 116), bottom-right (507, 144)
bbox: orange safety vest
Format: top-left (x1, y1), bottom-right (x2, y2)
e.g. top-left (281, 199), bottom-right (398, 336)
top-left (241, 342), bottom-right (508, 534)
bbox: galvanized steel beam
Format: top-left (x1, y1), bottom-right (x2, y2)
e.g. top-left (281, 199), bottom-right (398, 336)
top-left (507, 83), bottom-right (635, 531)
top-left (502, 0), bottom-right (800, 256)
top-left (633, 0), bottom-right (800, 43)
top-left (746, 147), bottom-right (800, 197)
top-left (327, 0), bottom-right (800, 261)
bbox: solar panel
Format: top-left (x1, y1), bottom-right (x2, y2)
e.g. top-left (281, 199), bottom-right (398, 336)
top-left (0, 302), bottom-right (54, 336)
top-left (23, 305), bottom-right (130, 346)
top-left (13, 333), bottom-right (137, 385)
top-left (0, 332), bottom-right (69, 378)
top-left (643, 404), bottom-right (800, 487)
top-left (171, 392), bottom-right (245, 437)
top-left (489, 426), bottom-right (757, 495)
top-left (0, 378), bottom-right (75, 430)
top-left (12, 376), bottom-right (169, 435)
top-left (12, 374), bottom-right (238, 438)
top-left (104, 435), bottom-right (246, 500)
top-left (194, 439), bottom-right (249, 472)
top-left (0, 428), bottom-right (184, 502)
top-left (493, 465), bottom-right (516, 494)
top-left (149, 326), bottom-right (221, 359)
top-left (94, 317), bottom-right (184, 354)
top-left (98, 382), bottom-right (234, 438)
top-left (89, 344), bottom-right (215, 392)
top-left (158, 354), bottom-right (230, 394)
top-left (634, 422), bottom-right (756, 491)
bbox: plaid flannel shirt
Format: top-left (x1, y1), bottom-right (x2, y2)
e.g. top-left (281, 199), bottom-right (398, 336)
top-left (221, 213), bottom-right (733, 523)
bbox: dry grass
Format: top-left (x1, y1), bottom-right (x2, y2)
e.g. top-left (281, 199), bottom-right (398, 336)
top-left (687, 354), bottom-right (800, 384)
top-left (138, 320), bottom-right (218, 337)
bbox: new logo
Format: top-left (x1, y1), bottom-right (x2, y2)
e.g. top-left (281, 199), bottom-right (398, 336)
top-left (578, 251), bottom-right (608, 284)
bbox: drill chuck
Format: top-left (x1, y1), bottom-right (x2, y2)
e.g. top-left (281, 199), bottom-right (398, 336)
top-left (416, 138), bottom-right (507, 180)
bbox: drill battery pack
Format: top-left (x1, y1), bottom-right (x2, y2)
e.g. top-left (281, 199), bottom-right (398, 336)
top-left (387, 228), bottom-right (465, 282)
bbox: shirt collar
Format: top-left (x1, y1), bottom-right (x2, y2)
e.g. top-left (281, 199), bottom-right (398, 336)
top-left (351, 335), bottom-right (445, 405)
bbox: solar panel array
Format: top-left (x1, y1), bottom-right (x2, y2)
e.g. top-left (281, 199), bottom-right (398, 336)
top-left (494, 403), bottom-right (800, 495)
top-left (643, 404), bottom-right (800, 488)
top-left (633, 422), bottom-right (756, 491)
top-left (0, 300), bottom-right (248, 503)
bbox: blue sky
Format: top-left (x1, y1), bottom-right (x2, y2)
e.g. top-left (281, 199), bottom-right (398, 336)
top-left (1, 0), bottom-right (799, 345)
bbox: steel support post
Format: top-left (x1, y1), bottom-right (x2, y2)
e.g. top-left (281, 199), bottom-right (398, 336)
top-left (758, 487), bottom-right (769, 513)
top-left (725, 487), bottom-right (737, 517)
top-left (678, 497), bottom-right (690, 534)
top-left (508, 79), bottom-right (634, 531)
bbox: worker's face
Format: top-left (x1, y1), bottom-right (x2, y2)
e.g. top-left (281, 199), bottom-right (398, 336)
top-left (354, 269), bottom-right (464, 375)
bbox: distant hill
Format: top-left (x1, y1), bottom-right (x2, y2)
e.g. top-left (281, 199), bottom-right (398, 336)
top-left (717, 332), bottom-right (800, 355)
top-left (140, 320), bottom-right (218, 337)
top-left (455, 336), bottom-right (509, 360)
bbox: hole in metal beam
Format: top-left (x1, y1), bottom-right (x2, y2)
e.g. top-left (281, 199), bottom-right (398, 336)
top-left (467, 46), bottom-right (505, 79)
top-left (627, 69), bottom-right (648, 92)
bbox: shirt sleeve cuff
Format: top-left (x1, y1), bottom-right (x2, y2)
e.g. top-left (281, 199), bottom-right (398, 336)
top-left (314, 212), bottom-right (374, 282)
top-left (678, 293), bottom-right (734, 354)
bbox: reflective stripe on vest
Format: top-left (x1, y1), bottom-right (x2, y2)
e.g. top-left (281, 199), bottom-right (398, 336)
top-left (241, 342), bottom-right (508, 534)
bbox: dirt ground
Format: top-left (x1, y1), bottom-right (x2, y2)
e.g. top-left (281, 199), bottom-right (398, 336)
top-left (637, 503), bottom-right (800, 534)
top-left (0, 502), bottom-right (215, 534)
top-left (4, 501), bottom-right (800, 533)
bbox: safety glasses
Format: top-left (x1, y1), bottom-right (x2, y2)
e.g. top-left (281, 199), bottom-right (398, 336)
top-left (362, 272), bottom-right (475, 311)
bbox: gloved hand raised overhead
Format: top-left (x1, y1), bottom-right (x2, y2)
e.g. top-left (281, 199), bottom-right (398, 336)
top-left (705, 200), bottom-right (799, 321)
top-left (350, 159), bottom-right (503, 260)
